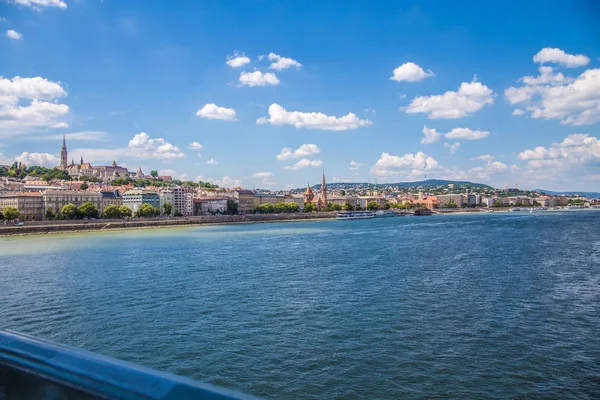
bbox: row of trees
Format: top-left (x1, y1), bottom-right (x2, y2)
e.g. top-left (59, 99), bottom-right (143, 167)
top-left (0, 163), bottom-right (71, 181)
top-left (0, 207), bottom-right (19, 221)
top-left (254, 202), bottom-right (301, 214)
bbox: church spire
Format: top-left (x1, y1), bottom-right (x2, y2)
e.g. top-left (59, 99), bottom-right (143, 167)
top-left (60, 135), bottom-right (68, 170)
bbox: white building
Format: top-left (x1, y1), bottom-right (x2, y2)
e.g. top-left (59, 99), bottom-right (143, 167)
top-left (159, 190), bottom-right (175, 215)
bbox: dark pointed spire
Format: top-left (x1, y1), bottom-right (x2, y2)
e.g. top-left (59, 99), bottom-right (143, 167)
top-left (62, 134), bottom-right (66, 148)
top-left (80, 155), bottom-right (83, 165)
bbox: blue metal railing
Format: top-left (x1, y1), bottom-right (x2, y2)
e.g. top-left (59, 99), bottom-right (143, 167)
top-left (0, 330), bottom-right (260, 400)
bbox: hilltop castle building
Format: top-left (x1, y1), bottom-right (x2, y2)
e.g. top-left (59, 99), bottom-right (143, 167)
top-left (57, 137), bottom-right (129, 180)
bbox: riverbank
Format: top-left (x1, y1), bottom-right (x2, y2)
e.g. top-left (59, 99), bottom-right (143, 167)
top-left (0, 212), bottom-right (337, 236)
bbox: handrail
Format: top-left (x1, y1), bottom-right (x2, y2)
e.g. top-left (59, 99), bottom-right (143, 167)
top-left (0, 330), bottom-right (260, 400)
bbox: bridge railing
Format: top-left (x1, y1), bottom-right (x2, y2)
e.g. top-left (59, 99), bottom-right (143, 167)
top-left (0, 330), bottom-right (259, 400)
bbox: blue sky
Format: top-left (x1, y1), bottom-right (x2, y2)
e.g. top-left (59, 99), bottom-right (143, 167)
top-left (1, 0), bottom-right (599, 191)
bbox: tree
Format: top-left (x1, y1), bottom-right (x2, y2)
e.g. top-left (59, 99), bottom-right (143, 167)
top-left (0, 210), bottom-right (3, 220)
top-left (367, 201), bottom-right (379, 211)
top-left (80, 182), bottom-right (89, 190)
top-left (445, 200), bottom-right (458, 209)
top-left (162, 202), bottom-right (173, 216)
top-left (343, 202), bottom-right (354, 211)
top-left (340, 190), bottom-right (346, 196)
top-left (103, 204), bottom-right (120, 219)
top-left (150, 170), bottom-right (158, 178)
top-left (3, 208), bottom-right (18, 221)
top-left (45, 209), bottom-right (55, 220)
top-left (78, 202), bottom-right (99, 219)
top-left (331, 203), bottom-right (342, 211)
top-left (118, 205), bottom-right (132, 218)
top-left (136, 203), bottom-right (157, 218)
top-left (304, 203), bottom-right (317, 213)
top-left (226, 199), bottom-right (238, 215)
top-left (61, 204), bottom-right (78, 219)
top-left (173, 209), bottom-right (183, 217)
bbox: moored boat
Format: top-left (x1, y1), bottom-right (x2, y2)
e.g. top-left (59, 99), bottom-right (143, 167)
top-left (336, 211), bottom-right (374, 220)
top-left (374, 210), bottom-right (395, 218)
top-left (413, 208), bottom-right (432, 216)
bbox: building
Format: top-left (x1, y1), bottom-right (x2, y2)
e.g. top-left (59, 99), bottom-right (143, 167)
top-left (316, 172), bottom-right (327, 209)
top-left (465, 194), bottom-right (478, 207)
top-left (284, 194), bottom-right (305, 211)
top-left (172, 187), bottom-right (193, 216)
top-left (253, 193), bottom-right (285, 207)
top-left (303, 184), bottom-right (315, 204)
top-left (42, 190), bottom-right (103, 215)
top-left (0, 192), bottom-right (44, 221)
top-left (100, 190), bottom-right (123, 214)
top-left (60, 135), bottom-right (68, 170)
top-left (66, 157), bottom-right (95, 179)
top-left (234, 189), bottom-right (255, 214)
top-left (437, 194), bottom-right (464, 208)
top-left (93, 161), bottom-right (129, 180)
top-left (193, 197), bottom-right (228, 215)
top-left (122, 189), bottom-right (160, 214)
top-left (159, 190), bottom-right (175, 215)
top-left (329, 196), bottom-right (361, 208)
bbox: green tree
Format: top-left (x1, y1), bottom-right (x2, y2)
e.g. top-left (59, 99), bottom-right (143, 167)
top-left (304, 203), bottom-right (317, 213)
top-left (445, 200), bottom-right (458, 209)
top-left (331, 203), bottom-right (342, 211)
top-left (80, 182), bottom-right (89, 190)
top-left (78, 202), bottom-right (99, 219)
top-left (136, 203), bottom-right (157, 218)
top-left (150, 170), bottom-right (158, 178)
top-left (103, 204), bottom-right (120, 219)
top-left (343, 202), bottom-right (354, 211)
top-left (226, 199), bottom-right (238, 215)
top-left (173, 209), bottom-right (183, 217)
top-left (286, 202), bottom-right (300, 213)
top-left (61, 203), bottom-right (78, 219)
top-left (118, 205), bottom-right (132, 218)
top-left (162, 202), bottom-right (173, 216)
top-left (0, 210), bottom-right (3, 220)
top-left (340, 189), bottom-right (346, 196)
top-left (45, 209), bottom-right (55, 220)
top-left (367, 201), bottom-right (379, 211)
top-left (4, 207), bottom-right (19, 221)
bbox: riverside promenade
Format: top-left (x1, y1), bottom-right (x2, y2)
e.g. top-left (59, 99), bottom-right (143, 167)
top-left (0, 212), bottom-right (337, 236)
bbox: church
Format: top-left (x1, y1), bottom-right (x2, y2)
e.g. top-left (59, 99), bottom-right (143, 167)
top-left (58, 136), bottom-right (129, 180)
top-left (303, 172), bottom-right (328, 209)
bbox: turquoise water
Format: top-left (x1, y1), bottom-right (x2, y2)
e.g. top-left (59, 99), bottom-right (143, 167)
top-left (1, 211), bottom-right (599, 399)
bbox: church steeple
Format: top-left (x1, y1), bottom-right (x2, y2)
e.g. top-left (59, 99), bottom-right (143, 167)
top-left (60, 135), bottom-right (68, 170)
top-left (80, 155), bottom-right (84, 165)
top-left (317, 171), bottom-right (327, 209)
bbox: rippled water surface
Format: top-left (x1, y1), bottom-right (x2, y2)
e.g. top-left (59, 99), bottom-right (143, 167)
top-left (1, 211), bottom-right (599, 399)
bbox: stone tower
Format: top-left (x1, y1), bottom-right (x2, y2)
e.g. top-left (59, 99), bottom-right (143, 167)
top-left (60, 135), bottom-right (68, 170)
top-left (317, 171), bottom-right (327, 209)
top-left (303, 183), bottom-right (314, 203)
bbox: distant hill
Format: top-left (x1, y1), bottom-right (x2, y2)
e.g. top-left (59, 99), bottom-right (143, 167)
top-left (309, 179), bottom-right (493, 190)
top-left (534, 189), bottom-right (600, 198)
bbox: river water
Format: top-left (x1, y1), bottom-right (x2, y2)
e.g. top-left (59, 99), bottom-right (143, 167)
top-left (1, 211), bottom-right (599, 399)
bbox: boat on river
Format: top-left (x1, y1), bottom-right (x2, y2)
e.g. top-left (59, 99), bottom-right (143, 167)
top-left (374, 210), bottom-right (395, 218)
top-left (336, 211), bottom-right (374, 220)
top-left (413, 208), bottom-right (432, 216)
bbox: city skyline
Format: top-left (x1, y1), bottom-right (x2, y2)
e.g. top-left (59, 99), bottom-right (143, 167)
top-left (1, 1), bottom-right (599, 191)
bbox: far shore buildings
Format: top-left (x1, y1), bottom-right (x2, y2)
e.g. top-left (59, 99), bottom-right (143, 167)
top-left (122, 189), bottom-right (160, 213)
top-left (59, 137), bottom-right (134, 181)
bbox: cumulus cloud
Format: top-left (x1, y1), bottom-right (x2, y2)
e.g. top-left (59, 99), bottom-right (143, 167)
top-left (444, 127), bottom-right (489, 140)
top-left (13, 0), bottom-right (67, 9)
top-left (210, 176), bottom-right (241, 188)
top-left (158, 168), bottom-right (178, 178)
top-left (0, 76), bottom-right (69, 136)
top-left (195, 103), bottom-right (237, 121)
top-left (267, 53), bottom-right (302, 70)
top-left (15, 151), bottom-right (58, 167)
top-left (467, 160), bottom-right (508, 181)
top-left (206, 158), bottom-right (217, 164)
top-left (349, 160), bottom-right (363, 170)
top-left (420, 125), bottom-right (441, 144)
top-left (505, 67), bottom-right (600, 125)
top-left (512, 109), bottom-right (525, 116)
top-left (405, 79), bottom-right (494, 119)
top-left (252, 172), bottom-right (273, 178)
top-left (391, 62), bottom-right (434, 82)
top-left (188, 141), bottom-right (203, 150)
top-left (257, 103), bottom-right (373, 131)
top-left (444, 142), bottom-right (460, 154)
top-left (276, 144), bottom-right (320, 161)
top-left (51, 122), bottom-right (69, 128)
top-left (474, 154), bottom-right (495, 161)
top-left (225, 52), bottom-right (251, 68)
top-left (283, 158), bottom-right (323, 170)
top-left (533, 47), bottom-right (590, 68)
top-left (371, 152), bottom-right (440, 179)
top-left (239, 71), bottom-right (280, 87)
top-left (518, 134), bottom-right (599, 166)
top-left (72, 132), bottom-right (184, 162)
top-left (6, 30), bottom-right (22, 40)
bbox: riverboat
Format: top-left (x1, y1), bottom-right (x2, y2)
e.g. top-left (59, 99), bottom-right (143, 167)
top-left (413, 208), bottom-right (432, 216)
top-left (336, 211), bottom-right (375, 220)
top-left (374, 210), bottom-right (395, 218)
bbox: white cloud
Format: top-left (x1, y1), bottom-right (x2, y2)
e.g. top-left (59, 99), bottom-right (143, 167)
top-left (420, 125), bottom-right (441, 144)
top-left (467, 160), bottom-right (508, 181)
top-left (252, 172), bottom-right (273, 178)
top-left (13, 0), bottom-right (67, 10)
top-left (257, 103), bottom-right (373, 131)
top-left (364, 108), bottom-right (376, 114)
top-left (34, 131), bottom-right (107, 141)
top-left (391, 62), bottom-right (434, 82)
top-left (15, 151), bottom-right (58, 167)
top-left (444, 142), bottom-right (460, 154)
top-left (276, 144), bottom-right (320, 161)
top-left (51, 122), bottom-right (69, 128)
top-left (225, 52), bottom-right (251, 68)
top-left (73, 132), bottom-right (184, 162)
top-left (188, 141), bottom-right (203, 150)
top-left (518, 134), bottom-right (599, 165)
top-left (267, 53), bottom-right (302, 70)
top-left (349, 160), bottom-right (363, 170)
top-left (283, 158), bottom-right (323, 170)
top-left (239, 71), bottom-right (280, 87)
top-left (444, 127), bottom-right (489, 140)
top-left (405, 79), bottom-right (494, 119)
top-left (6, 30), bottom-right (22, 40)
top-left (474, 154), bottom-right (495, 161)
top-left (504, 68), bottom-right (600, 126)
top-left (158, 168), bottom-right (177, 177)
top-left (0, 76), bottom-right (69, 135)
top-left (371, 152), bottom-right (440, 179)
top-left (512, 109), bottom-right (525, 116)
top-left (533, 48), bottom-right (590, 68)
top-left (195, 103), bottom-right (237, 121)
top-left (210, 176), bottom-right (241, 188)
top-left (206, 158), bottom-right (217, 165)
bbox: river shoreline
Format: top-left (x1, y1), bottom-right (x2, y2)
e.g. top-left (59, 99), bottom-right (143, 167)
top-left (0, 212), bottom-right (338, 237)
